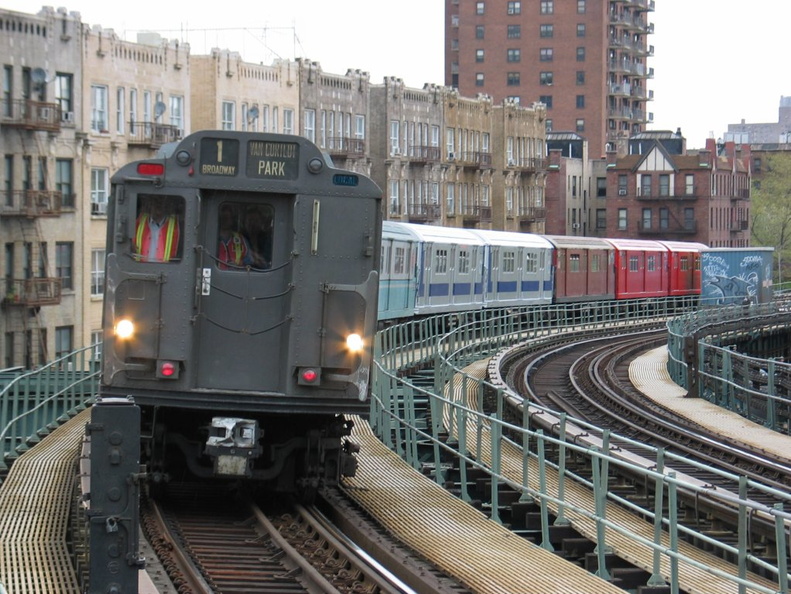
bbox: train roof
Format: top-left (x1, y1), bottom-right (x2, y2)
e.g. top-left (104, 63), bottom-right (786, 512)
top-left (382, 221), bottom-right (486, 246)
top-left (545, 236), bottom-right (614, 250)
top-left (468, 229), bottom-right (554, 249)
top-left (603, 238), bottom-right (668, 252)
top-left (656, 240), bottom-right (708, 253)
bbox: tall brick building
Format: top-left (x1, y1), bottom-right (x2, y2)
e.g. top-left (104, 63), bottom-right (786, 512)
top-left (445, 0), bottom-right (655, 156)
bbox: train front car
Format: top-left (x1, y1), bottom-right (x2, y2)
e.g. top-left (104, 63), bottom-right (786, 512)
top-left (101, 131), bottom-right (381, 493)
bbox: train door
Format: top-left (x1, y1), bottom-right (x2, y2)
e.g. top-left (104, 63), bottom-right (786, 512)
top-left (193, 194), bottom-right (290, 392)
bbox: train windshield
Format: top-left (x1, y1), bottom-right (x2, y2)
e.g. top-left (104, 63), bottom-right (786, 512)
top-left (132, 195), bottom-right (185, 263)
top-left (216, 201), bottom-right (274, 271)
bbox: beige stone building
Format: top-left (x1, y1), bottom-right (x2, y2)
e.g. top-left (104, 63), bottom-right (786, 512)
top-left (191, 49), bottom-right (299, 136)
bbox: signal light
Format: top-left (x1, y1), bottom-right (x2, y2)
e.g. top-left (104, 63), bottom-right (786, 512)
top-left (137, 162), bottom-right (165, 176)
top-left (157, 360), bottom-right (179, 379)
top-left (298, 367), bottom-right (320, 386)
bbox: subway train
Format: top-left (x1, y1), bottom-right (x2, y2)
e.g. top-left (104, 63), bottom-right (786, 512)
top-left (99, 130), bottom-right (381, 495)
top-left (378, 221), bottom-right (713, 321)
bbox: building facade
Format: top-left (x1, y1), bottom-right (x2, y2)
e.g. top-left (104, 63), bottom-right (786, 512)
top-left (445, 0), bottom-right (655, 156)
top-left (606, 137), bottom-right (751, 247)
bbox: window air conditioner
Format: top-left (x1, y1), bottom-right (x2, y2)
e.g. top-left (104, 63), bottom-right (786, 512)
top-left (572, 223), bottom-right (580, 229)
top-left (447, 152), bottom-right (455, 161)
top-left (618, 188), bottom-right (627, 196)
top-left (62, 111), bottom-right (74, 123)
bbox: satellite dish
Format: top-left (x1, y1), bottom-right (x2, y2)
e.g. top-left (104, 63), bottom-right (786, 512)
top-left (248, 106), bottom-right (259, 120)
top-left (154, 101), bottom-right (167, 118)
top-left (31, 68), bottom-right (47, 87)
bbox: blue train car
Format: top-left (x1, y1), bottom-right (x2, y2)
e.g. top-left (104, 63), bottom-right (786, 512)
top-left (379, 221), bottom-right (420, 320)
top-left (700, 247), bottom-right (774, 305)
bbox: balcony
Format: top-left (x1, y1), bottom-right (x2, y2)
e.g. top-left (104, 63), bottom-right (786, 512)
top-left (730, 220), bottom-right (749, 232)
top-left (636, 188), bottom-right (699, 201)
top-left (127, 122), bottom-right (182, 149)
top-left (457, 204), bottom-right (491, 223)
top-left (456, 151), bottom-right (493, 169)
top-left (638, 221), bottom-right (697, 235)
top-left (406, 203), bottom-right (441, 223)
top-left (2, 278), bottom-right (62, 308)
top-left (0, 190), bottom-right (63, 217)
top-left (506, 157), bottom-right (547, 172)
top-left (409, 145), bottom-right (441, 164)
top-left (327, 137), bottom-right (366, 159)
top-left (1, 100), bottom-right (62, 133)
top-left (515, 207), bottom-right (547, 223)
top-left (731, 188), bottom-right (750, 201)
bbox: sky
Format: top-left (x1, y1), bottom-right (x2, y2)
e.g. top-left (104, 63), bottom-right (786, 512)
top-left (4, 0), bottom-right (789, 149)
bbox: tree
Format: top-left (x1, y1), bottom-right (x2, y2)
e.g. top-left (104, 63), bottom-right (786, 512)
top-left (750, 152), bottom-right (791, 285)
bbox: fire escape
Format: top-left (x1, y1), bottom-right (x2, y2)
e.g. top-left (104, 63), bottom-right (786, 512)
top-left (1, 98), bottom-right (64, 364)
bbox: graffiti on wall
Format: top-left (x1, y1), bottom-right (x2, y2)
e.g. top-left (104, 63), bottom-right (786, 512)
top-left (702, 253), bottom-right (771, 305)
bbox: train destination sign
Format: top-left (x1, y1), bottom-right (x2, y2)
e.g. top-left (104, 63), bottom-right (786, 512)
top-left (246, 140), bottom-right (299, 180)
top-left (199, 138), bottom-right (240, 176)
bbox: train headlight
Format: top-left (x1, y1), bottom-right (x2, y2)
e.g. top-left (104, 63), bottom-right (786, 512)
top-left (114, 319), bottom-right (135, 340)
top-left (346, 333), bottom-right (364, 353)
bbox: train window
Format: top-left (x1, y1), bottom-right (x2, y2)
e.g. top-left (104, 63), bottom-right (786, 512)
top-left (458, 250), bottom-right (470, 274)
top-left (381, 245), bottom-right (391, 275)
top-left (503, 251), bottom-right (515, 273)
top-left (591, 253), bottom-right (600, 272)
top-left (216, 202), bottom-right (273, 271)
top-left (629, 255), bottom-right (639, 272)
top-left (647, 255), bottom-right (656, 272)
top-left (393, 246), bottom-right (405, 275)
top-left (525, 252), bottom-right (537, 273)
top-left (132, 195), bottom-right (184, 263)
top-left (435, 249), bottom-right (448, 274)
top-left (680, 256), bottom-right (690, 271)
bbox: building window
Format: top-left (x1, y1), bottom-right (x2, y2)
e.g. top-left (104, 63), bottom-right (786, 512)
top-left (221, 101), bottom-right (235, 130)
top-left (577, 24), bottom-right (586, 37)
top-left (540, 72), bottom-right (553, 85)
top-left (539, 95), bottom-right (553, 109)
top-left (507, 49), bottom-right (521, 62)
top-left (476, 73), bottom-right (485, 86)
top-left (576, 47), bottom-right (586, 61)
top-left (91, 84), bottom-right (108, 132)
top-left (55, 326), bottom-right (73, 360)
top-left (56, 159), bottom-right (73, 208)
top-left (596, 209), bottom-right (606, 229)
top-left (576, 71), bottom-right (585, 85)
top-left (641, 174), bottom-right (652, 196)
top-left (685, 174), bottom-right (694, 195)
top-left (618, 174), bottom-right (627, 194)
top-left (446, 183), bottom-right (455, 215)
top-left (389, 180), bottom-right (400, 215)
top-left (129, 89), bottom-right (137, 133)
top-left (539, 48), bottom-right (553, 62)
top-left (56, 242), bottom-right (73, 290)
top-left (507, 72), bottom-right (521, 86)
top-left (545, 118), bottom-right (552, 131)
top-left (283, 109), bottom-right (294, 134)
top-left (390, 120), bottom-right (400, 154)
top-left (576, 95), bottom-right (585, 108)
top-left (660, 207), bottom-right (669, 229)
top-left (476, 25), bottom-right (485, 39)
top-left (576, 119), bottom-right (585, 132)
top-left (476, 1), bottom-right (485, 15)
top-left (116, 87), bottom-right (125, 134)
top-left (577, 0), bottom-right (586, 13)
top-left (596, 177), bottom-right (606, 197)
top-left (659, 174), bottom-right (670, 196)
top-left (91, 249), bottom-right (105, 297)
top-left (91, 330), bottom-right (103, 361)
top-left (540, 0), bottom-right (554, 14)
top-left (91, 168), bottom-right (109, 215)
top-left (684, 208), bottom-right (695, 230)
top-left (507, 1), bottom-right (521, 14)
top-left (642, 208), bottom-right (652, 229)
top-left (540, 24), bottom-right (553, 38)
top-left (55, 73), bottom-right (73, 116)
top-left (170, 95), bottom-right (184, 132)
top-left (618, 209), bottom-right (628, 230)
top-left (355, 115), bottom-right (366, 139)
top-left (476, 49), bottom-right (485, 62)
top-left (304, 108), bottom-right (316, 142)
top-left (507, 25), bottom-right (521, 38)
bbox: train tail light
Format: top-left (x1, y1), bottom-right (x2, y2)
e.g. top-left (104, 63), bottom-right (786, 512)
top-left (157, 360), bottom-right (180, 379)
top-left (297, 367), bottom-right (321, 386)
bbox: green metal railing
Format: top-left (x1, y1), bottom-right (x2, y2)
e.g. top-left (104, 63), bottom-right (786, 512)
top-left (371, 299), bottom-right (791, 593)
top-left (0, 345), bottom-right (98, 473)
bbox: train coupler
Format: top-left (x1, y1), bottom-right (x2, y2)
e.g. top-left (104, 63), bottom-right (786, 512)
top-left (205, 417), bottom-right (263, 477)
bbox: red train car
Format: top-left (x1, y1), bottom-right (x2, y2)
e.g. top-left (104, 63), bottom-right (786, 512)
top-left (658, 240), bottom-right (706, 296)
top-left (604, 238), bottom-right (669, 299)
top-left (547, 236), bottom-right (615, 303)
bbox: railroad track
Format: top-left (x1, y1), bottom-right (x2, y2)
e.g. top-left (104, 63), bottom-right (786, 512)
top-left (139, 482), bottom-right (460, 593)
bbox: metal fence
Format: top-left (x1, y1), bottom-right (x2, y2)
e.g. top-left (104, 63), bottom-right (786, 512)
top-left (371, 299), bottom-right (791, 593)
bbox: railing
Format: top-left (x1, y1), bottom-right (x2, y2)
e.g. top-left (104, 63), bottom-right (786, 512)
top-left (0, 345), bottom-right (98, 474)
top-left (2, 278), bottom-right (62, 307)
top-left (372, 299), bottom-right (791, 593)
top-left (408, 145), bottom-right (441, 163)
top-left (0, 99), bottom-right (61, 132)
top-left (0, 190), bottom-right (63, 216)
top-left (406, 203), bottom-right (441, 222)
top-left (327, 137), bottom-right (366, 158)
top-left (127, 122), bottom-right (182, 148)
top-left (506, 157), bottom-right (547, 171)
